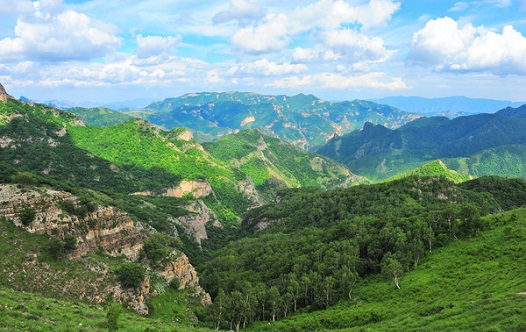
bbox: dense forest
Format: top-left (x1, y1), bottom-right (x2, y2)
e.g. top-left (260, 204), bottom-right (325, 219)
top-left (199, 176), bottom-right (526, 329)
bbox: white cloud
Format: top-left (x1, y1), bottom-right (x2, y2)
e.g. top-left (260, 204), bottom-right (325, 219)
top-left (213, 0), bottom-right (264, 25)
top-left (0, 4), bottom-right (121, 62)
top-left (324, 29), bottom-right (394, 63)
top-left (231, 13), bottom-right (289, 54)
top-left (269, 72), bottom-right (408, 91)
top-left (230, 58), bottom-right (307, 76)
top-left (409, 17), bottom-right (526, 75)
top-left (229, 0), bottom-right (400, 54)
top-left (137, 34), bottom-right (182, 59)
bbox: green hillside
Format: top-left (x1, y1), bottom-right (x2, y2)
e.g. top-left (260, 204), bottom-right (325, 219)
top-left (137, 92), bottom-right (420, 150)
top-left (204, 129), bottom-right (368, 201)
top-left (246, 207), bottom-right (526, 331)
top-left (66, 106), bottom-right (134, 126)
top-left (318, 106), bottom-right (526, 181)
top-left (198, 175), bottom-right (526, 329)
top-left (386, 160), bottom-right (471, 183)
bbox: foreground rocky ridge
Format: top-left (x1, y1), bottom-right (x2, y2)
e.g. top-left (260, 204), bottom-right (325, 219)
top-left (0, 184), bottom-right (210, 314)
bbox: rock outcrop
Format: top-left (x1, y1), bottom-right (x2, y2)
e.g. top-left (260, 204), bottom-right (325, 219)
top-left (169, 200), bottom-right (221, 246)
top-left (132, 180), bottom-right (213, 199)
top-left (0, 185), bottom-right (146, 260)
top-left (159, 253), bottom-right (212, 306)
top-left (0, 83), bottom-right (14, 102)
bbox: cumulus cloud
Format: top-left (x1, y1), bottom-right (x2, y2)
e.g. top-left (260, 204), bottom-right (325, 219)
top-left (409, 17), bottom-right (526, 75)
top-left (0, 2), bottom-right (120, 62)
top-left (269, 72), bottom-right (408, 90)
top-left (230, 0), bottom-right (400, 54)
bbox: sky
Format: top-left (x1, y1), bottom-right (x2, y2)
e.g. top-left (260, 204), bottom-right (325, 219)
top-left (1, 0), bottom-right (526, 104)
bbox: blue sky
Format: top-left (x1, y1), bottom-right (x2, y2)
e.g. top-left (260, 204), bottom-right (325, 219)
top-left (1, 0), bottom-right (526, 104)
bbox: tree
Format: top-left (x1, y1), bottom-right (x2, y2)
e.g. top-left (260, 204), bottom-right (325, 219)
top-left (117, 263), bottom-right (145, 289)
top-left (381, 254), bottom-right (404, 289)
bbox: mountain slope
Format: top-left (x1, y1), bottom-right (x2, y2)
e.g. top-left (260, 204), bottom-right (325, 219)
top-left (204, 129), bottom-right (368, 201)
top-left (199, 175), bottom-right (526, 329)
top-left (66, 106), bottom-right (134, 126)
top-left (136, 92), bottom-right (421, 150)
top-left (246, 207), bottom-right (526, 331)
top-left (318, 105), bottom-right (526, 181)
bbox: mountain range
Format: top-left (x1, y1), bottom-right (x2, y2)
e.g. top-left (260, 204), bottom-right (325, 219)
top-left (318, 105), bottom-right (526, 181)
top-left (127, 91), bottom-right (421, 150)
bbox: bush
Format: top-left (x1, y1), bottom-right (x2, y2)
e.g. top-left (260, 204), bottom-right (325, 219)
top-left (106, 303), bottom-right (122, 332)
top-left (19, 205), bottom-right (36, 226)
top-left (47, 238), bottom-right (65, 260)
top-left (64, 235), bottom-right (77, 252)
top-left (117, 263), bottom-right (145, 289)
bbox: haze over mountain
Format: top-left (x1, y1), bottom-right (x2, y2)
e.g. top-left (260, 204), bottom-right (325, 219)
top-left (373, 96), bottom-right (526, 115)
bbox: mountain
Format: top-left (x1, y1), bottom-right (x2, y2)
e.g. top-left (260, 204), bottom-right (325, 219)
top-left (203, 129), bottom-right (368, 201)
top-left (137, 91), bottom-right (421, 150)
top-left (317, 105), bottom-right (526, 181)
top-left (373, 96), bottom-right (526, 115)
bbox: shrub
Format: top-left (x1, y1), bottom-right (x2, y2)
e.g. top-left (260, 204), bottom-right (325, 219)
top-left (117, 263), bottom-right (145, 289)
top-left (47, 238), bottom-right (65, 260)
top-left (106, 303), bottom-right (122, 332)
top-left (19, 205), bottom-right (36, 226)
top-left (64, 235), bottom-right (77, 252)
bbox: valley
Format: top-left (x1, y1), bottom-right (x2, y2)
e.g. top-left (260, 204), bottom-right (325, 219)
top-left (1, 83), bottom-right (526, 331)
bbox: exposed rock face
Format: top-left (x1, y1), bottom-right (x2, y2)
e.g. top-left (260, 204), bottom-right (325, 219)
top-left (0, 185), bottom-right (146, 260)
top-left (165, 180), bottom-right (213, 198)
top-left (0, 83), bottom-right (14, 102)
top-left (132, 180), bottom-right (213, 199)
top-left (169, 200), bottom-right (221, 246)
top-left (159, 253), bottom-right (212, 306)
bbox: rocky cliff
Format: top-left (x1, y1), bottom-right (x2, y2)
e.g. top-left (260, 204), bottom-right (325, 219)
top-left (169, 200), bottom-right (221, 246)
top-left (0, 184), bottom-right (146, 259)
top-left (0, 184), bottom-right (211, 313)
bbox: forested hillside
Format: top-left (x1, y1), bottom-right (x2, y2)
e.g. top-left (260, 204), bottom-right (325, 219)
top-left (318, 105), bottom-right (526, 181)
top-left (199, 176), bottom-right (526, 329)
top-left (204, 129), bottom-right (368, 202)
top-left (135, 92), bottom-right (420, 149)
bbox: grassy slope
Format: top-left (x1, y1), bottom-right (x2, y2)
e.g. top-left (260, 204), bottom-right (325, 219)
top-left (248, 208), bottom-right (526, 332)
top-left (0, 287), bottom-right (211, 332)
top-left (385, 160), bottom-right (471, 184)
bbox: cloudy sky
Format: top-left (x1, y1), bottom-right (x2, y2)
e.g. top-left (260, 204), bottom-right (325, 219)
top-left (1, 0), bottom-right (526, 104)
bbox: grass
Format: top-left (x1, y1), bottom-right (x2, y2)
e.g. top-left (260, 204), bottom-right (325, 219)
top-left (247, 208), bottom-right (526, 332)
top-left (0, 287), bottom-right (211, 331)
